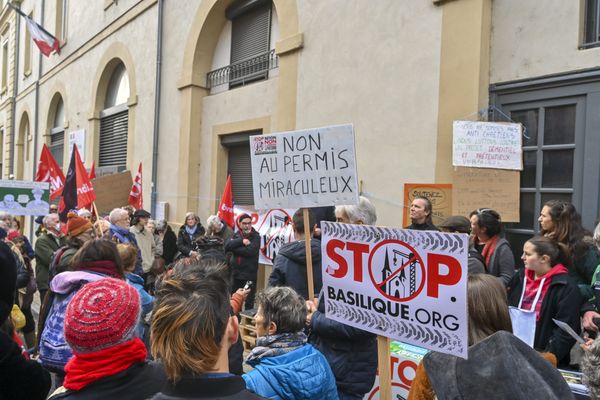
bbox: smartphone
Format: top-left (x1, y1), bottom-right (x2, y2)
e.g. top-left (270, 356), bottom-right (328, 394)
top-left (244, 281), bottom-right (253, 290)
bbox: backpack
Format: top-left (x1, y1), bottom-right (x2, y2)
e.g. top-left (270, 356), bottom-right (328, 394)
top-left (48, 246), bottom-right (70, 282)
top-left (39, 287), bottom-right (81, 372)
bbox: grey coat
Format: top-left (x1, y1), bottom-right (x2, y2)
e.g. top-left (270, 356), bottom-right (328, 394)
top-left (484, 237), bottom-right (515, 286)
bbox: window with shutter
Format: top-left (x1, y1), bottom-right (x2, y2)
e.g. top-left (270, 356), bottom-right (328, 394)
top-left (228, 0), bottom-right (272, 87)
top-left (221, 131), bottom-right (259, 206)
top-left (50, 97), bottom-right (64, 167)
top-left (99, 63), bottom-right (129, 172)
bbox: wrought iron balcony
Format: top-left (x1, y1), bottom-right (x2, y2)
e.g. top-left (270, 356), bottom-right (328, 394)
top-left (206, 49), bottom-right (278, 89)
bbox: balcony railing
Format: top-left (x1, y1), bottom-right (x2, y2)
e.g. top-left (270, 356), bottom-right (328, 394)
top-left (206, 49), bottom-right (278, 89)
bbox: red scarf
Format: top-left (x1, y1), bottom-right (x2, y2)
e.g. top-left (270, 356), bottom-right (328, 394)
top-left (64, 337), bottom-right (147, 391)
top-left (75, 260), bottom-right (123, 279)
top-left (476, 235), bottom-right (499, 268)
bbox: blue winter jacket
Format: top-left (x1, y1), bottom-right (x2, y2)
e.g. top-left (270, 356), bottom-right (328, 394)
top-left (243, 344), bottom-right (338, 400)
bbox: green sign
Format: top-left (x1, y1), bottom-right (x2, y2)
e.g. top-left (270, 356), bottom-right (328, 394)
top-left (0, 180), bottom-right (51, 216)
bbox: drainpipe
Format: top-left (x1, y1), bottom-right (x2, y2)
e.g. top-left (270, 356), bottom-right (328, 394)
top-left (9, 3), bottom-right (21, 178)
top-left (150, 0), bottom-right (164, 216)
top-left (32, 0), bottom-right (45, 180)
top-left (30, 0), bottom-right (45, 237)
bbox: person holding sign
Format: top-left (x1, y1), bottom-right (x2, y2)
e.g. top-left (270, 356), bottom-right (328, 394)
top-left (507, 236), bottom-right (582, 367)
top-left (243, 287), bottom-right (337, 399)
top-left (225, 214), bottom-right (260, 310)
top-left (269, 209), bottom-right (323, 300)
top-left (306, 196), bottom-right (378, 400)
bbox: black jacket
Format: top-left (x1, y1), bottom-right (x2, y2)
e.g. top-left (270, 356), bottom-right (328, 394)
top-left (405, 221), bottom-right (439, 231)
top-left (48, 362), bottom-right (166, 400)
top-left (150, 374), bottom-right (266, 400)
top-left (162, 226), bottom-right (178, 265)
top-left (177, 224), bottom-right (206, 257)
top-left (507, 268), bottom-right (582, 367)
top-left (224, 230), bottom-right (260, 280)
top-left (0, 331), bottom-right (51, 400)
top-left (269, 239), bottom-right (322, 300)
top-left (309, 293), bottom-right (377, 397)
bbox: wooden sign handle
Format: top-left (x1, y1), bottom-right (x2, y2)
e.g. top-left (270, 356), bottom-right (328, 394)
top-left (377, 335), bottom-right (392, 400)
top-left (303, 208), bottom-right (315, 302)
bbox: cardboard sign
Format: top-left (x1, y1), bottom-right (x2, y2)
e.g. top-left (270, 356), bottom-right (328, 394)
top-left (91, 171), bottom-right (133, 215)
top-left (249, 124), bottom-right (359, 209)
top-left (365, 342), bottom-right (428, 400)
top-left (234, 206), bottom-right (297, 265)
top-left (453, 121), bottom-right (522, 170)
top-left (321, 222), bottom-right (469, 358)
top-left (403, 184), bottom-right (452, 227)
top-left (452, 167), bottom-right (520, 222)
top-left (0, 180), bottom-right (50, 216)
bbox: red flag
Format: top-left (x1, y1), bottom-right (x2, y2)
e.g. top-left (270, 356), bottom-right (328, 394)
top-left (88, 162), bottom-right (96, 180)
top-left (217, 175), bottom-right (234, 228)
top-left (35, 144), bottom-right (65, 200)
top-left (128, 162), bottom-right (143, 209)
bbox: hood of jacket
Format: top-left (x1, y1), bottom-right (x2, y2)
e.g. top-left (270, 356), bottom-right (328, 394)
top-left (49, 270), bottom-right (107, 294)
top-left (243, 344), bottom-right (336, 400)
top-left (278, 239), bottom-right (321, 265)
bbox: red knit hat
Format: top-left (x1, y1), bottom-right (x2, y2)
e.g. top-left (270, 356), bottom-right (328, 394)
top-left (67, 212), bottom-right (93, 237)
top-left (65, 278), bottom-right (140, 353)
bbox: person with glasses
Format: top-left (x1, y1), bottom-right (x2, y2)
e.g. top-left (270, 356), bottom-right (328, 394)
top-left (104, 208), bottom-right (143, 275)
top-left (469, 208), bottom-right (515, 285)
top-left (225, 213), bottom-right (260, 310)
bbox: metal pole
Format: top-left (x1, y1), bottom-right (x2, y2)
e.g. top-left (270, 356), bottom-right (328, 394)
top-left (150, 0), bottom-right (164, 216)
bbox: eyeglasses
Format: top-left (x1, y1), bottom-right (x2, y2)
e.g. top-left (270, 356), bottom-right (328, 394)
top-left (476, 208), bottom-right (493, 215)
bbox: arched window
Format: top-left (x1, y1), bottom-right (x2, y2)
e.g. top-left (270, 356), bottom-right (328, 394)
top-left (99, 62), bottom-right (129, 170)
top-left (50, 97), bottom-right (65, 166)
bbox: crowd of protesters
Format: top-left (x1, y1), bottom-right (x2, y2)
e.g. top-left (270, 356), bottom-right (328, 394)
top-left (2, 195), bottom-right (600, 399)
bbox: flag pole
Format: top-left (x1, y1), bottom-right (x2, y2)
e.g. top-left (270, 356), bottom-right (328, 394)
top-left (92, 202), bottom-right (103, 238)
top-left (303, 208), bottom-right (315, 303)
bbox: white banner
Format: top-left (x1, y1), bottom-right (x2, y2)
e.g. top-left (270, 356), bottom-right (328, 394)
top-left (233, 206), bottom-right (297, 265)
top-left (321, 222), bottom-right (469, 358)
top-left (452, 121), bottom-right (522, 170)
top-left (249, 124), bottom-right (359, 210)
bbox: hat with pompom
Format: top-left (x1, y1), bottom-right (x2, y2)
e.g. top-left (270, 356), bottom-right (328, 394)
top-left (64, 278), bottom-right (140, 353)
top-left (67, 211), bottom-right (93, 237)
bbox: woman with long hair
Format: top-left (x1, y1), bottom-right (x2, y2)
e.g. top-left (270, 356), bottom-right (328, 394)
top-left (469, 208), bottom-right (515, 285)
top-left (538, 200), bottom-right (599, 299)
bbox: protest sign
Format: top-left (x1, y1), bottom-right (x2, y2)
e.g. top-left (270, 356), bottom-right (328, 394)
top-left (321, 221), bottom-right (469, 358)
top-left (452, 167), bottom-right (520, 222)
top-left (249, 124), bottom-right (359, 210)
top-left (403, 183), bottom-right (452, 227)
top-left (364, 341), bottom-right (428, 400)
top-left (91, 171), bottom-right (132, 214)
top-left (453, 121), bottom-right (522, 170)
top-left (0, 180), bottom-right (50, 216)
top-left (234, 206), bottom-right (296, 265)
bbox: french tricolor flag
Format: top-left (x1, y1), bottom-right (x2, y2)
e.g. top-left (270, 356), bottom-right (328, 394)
top-left (25, 15), bottom-right (60, 57)
top-left (10, 4), bottom-right (60, 57)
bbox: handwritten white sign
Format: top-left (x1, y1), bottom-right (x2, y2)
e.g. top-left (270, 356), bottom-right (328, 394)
top-left (453, 121), bottom-right (522, 170)
top-left (321, 222), bottom-right (469, 358)
top-left (249, 124), bottom-right (359, 210)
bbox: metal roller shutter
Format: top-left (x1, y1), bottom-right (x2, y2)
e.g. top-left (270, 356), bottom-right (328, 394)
top-left (228, 144), bottom-right (254, 206)
top-left (99, 109), bottom-right (128, 168)
top-left (49, 130), bottom-right (64, 167)
top-left (230, 3), bottom-right (271, 63)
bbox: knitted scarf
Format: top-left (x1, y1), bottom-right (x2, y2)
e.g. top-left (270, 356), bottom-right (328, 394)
top-left (64, 337), bottom-right (147, 391)
top-left (185, 225), bottom-right (198, 240)
top-left (246, 332), bottom-right (307, 366)
top-left (75, 260), bottom-right (123, 279)
top-left (478, 235), bottom-right (500, 268)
